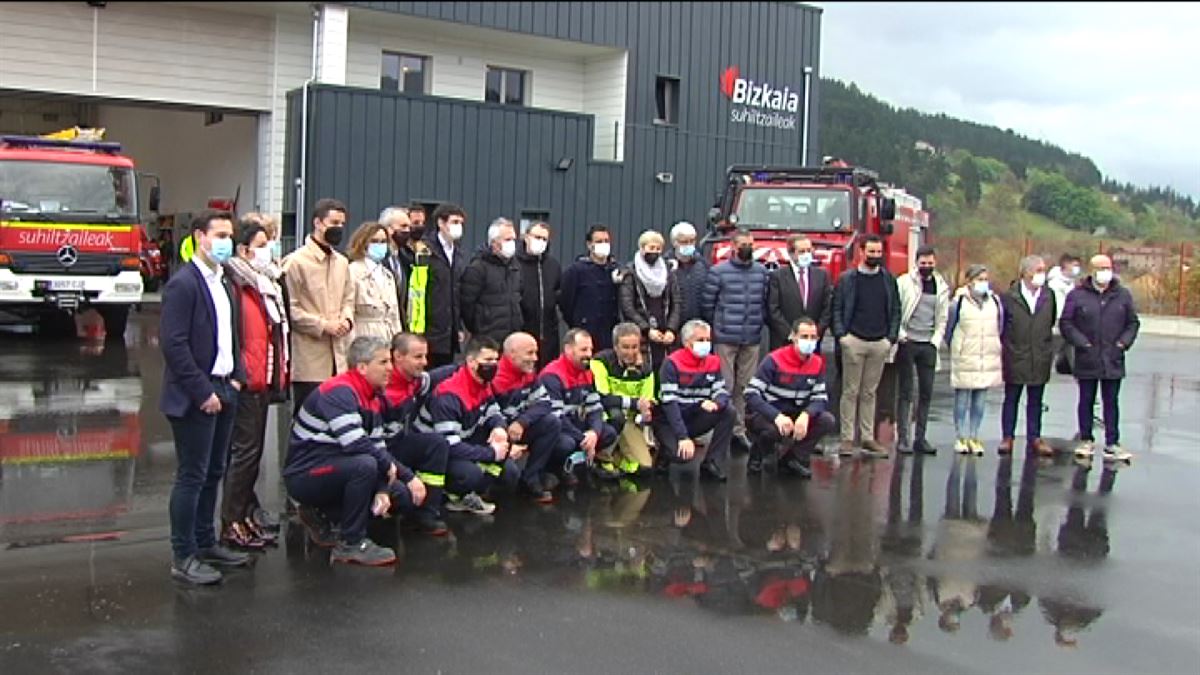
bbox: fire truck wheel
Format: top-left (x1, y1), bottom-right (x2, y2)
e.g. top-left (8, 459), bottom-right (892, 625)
top-left (98, 305), bottom-right (130, 343)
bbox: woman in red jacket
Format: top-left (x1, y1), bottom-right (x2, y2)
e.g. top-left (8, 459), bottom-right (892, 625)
top-left (220, 216), bottom-right (291, 549)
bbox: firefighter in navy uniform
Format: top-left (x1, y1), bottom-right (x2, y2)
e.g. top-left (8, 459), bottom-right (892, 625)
top-left (653, 319), bottom-right (735, 482)
top-left (416, 336), bottom-right (509, 516)
top-left (284, 336), bottom-right (426, 567)
top-left (539, 328), bottom-right (620, 486)
top-left (744, 317), bottom-right (837, 479)
top-left (491, 332), bottom-right (563, 504)
top-left (381, 333), bottom-right (451, 536)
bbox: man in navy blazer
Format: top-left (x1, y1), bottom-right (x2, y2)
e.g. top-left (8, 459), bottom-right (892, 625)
top-left (160, 209), bottom-right (252, 585)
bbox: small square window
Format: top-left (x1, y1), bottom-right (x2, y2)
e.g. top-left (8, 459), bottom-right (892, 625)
top-left (655, 76), bottom-right (680, 125)
top-left (382, 52), bottom-right (429, 93)
top-left (486, 66), bottom-right (528, 106)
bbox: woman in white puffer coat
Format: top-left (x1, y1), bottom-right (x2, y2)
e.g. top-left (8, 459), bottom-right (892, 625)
top-left (946, 264), bottom-right (1005, 455)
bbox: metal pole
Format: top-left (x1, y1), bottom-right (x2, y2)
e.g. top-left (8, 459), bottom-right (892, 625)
top-left (801, 66), bottom-right (813, 165)
top-left (613, 120), bottom-right (619, 161)
top-left (296, 4), bottom-right (321, 249)
top-left (956, 237), bottom-right (965, 285)
top-left (1178, 242), bottom-right (1188, 317)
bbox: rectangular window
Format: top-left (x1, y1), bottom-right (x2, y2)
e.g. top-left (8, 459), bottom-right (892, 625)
top-left (381, 52), bottom-right (429, 93)
top-left (519, 210), bottom-right (551, 234)
top-left (486, 66), bottom-right (528, 106)
top-left (655, 76), bottom-right (680, 125)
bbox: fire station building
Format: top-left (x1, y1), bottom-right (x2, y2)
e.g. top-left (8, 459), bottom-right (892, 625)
top-left (0, 1), bottom-right (822, 254)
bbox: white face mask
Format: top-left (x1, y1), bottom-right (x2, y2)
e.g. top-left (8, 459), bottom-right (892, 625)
top-left (1095, 269), bottom-right (1114, 286)
top-left (1070, 264), bottom-right (1081, 277)
top-left (527, 237), bottom-right (548, 256)
top-left (793, 252), bottom-right (813, 268)
top-left (972, 280), bottom-right (990, 297)
top-left (1030, 272), bottom-right (1046, 288)
top-left (448, 222), bottom-right (464, 241)
top-left (499, 240), bottom-right (516, 259)
top-left (691, 340), bottom-right (712, 359)
top-left (592, 242), bottom-right (611, 259)
top-left (251, 246), bottom-right (273, 271)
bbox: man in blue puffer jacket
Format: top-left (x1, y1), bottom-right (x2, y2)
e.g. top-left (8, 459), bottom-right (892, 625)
top-left (701, 229), bottom-right (769, 447)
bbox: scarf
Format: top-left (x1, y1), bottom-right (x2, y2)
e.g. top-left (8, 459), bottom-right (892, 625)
top-left (634, 252), bottom-right (669, 298)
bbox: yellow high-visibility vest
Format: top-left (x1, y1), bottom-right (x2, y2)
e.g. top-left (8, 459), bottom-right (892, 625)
top-left (407, 262), bottom-right (428, 334)
top-left (180, 234), bottom-right (195, 262)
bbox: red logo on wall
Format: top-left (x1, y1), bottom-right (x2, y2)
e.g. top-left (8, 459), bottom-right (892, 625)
top-left (720, 66), bottom-right (740, 99)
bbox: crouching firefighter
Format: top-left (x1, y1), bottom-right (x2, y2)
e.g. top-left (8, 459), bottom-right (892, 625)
top-left (492, 332), bottom-right (563, 504)
top-left (284, 337), bottom-right (428, 567)
top-left (589, 322), bottom-right (657, 477)
top-left (539, 329), bottom-right (619, 485)
top-left (416, 336), bottom-right (510, 516)
top-left (382, 332), bottom-right (451, 536)
top-left (745, 317), bottom-right (837, 479)
top-left (654, 319), bottom-right (734, 482)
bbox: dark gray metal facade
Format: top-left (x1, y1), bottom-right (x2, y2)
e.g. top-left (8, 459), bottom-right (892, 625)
top-left (289, 1), bottom-right (822, 259)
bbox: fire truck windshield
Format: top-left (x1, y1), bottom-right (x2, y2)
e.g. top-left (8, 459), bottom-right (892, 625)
top-left (733, 187), bottom-right (852, 232)
top-left (0, 160), bottom-right (137, 221)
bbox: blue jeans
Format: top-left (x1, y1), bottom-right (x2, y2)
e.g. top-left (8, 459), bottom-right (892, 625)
top-left (168, 379), bottom-right (239, 561)
top-left (1078, 379), bottom-right (1122, 446)
top-left (953, 388), bottom-right (987, 439)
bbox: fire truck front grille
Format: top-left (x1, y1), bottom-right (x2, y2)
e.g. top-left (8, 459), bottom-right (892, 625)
top-left (9, 252), bottom-right (124, 276)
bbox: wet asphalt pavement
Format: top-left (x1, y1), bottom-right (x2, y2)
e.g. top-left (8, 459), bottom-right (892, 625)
top-left (1, 309), bottom-right (1198, 674)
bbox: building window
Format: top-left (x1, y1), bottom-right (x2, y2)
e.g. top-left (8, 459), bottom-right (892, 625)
top-left (519, 210), bottom-right (551, 234)
top-left (486, 66), bottom-right (528, 106)
top-left (655, 76), bottom-right (680, 125)
top-left (381, 52), bottom-right (429, 93)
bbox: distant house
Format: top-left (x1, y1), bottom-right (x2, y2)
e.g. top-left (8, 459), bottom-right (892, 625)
top-left (1111, 246), bottom-right (1167, 273)
top-left (914, 140), bottom-right (937, 154)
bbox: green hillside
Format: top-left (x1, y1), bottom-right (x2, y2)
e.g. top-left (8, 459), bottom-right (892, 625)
top-left (817, 78), bottom-right (1199, 244)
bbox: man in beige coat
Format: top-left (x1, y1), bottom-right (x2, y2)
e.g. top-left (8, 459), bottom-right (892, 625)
top-left (283, 198), bottom-right (356, 415)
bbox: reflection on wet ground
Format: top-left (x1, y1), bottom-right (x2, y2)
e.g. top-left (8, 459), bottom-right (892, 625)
top-left (1, 312), bottom-right (1199, 674)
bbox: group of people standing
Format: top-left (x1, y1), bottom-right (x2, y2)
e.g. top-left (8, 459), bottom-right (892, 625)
top-left (157, 198), bottom-right (1140, 583)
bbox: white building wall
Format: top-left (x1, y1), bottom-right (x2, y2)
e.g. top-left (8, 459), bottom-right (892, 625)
top-left (584, 52), bottom-right (628, 162)
top-left (259, 12), bottom-right (316, 219)
top-left (0, 1), bottom-right (272, 111)
top-left (346, 21), bottom-right (585, 114)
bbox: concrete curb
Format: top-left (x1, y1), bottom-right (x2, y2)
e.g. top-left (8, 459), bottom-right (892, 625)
top-left (1138, 315), bottom-right (1200, 339)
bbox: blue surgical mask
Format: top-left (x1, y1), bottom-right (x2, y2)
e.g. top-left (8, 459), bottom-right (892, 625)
top-left (211, 237), bottom-right (233, 264)
top-left (678, 244), bottom-right (696, 258)
top-left (794, 252), bottom-right (813, 268)
top-left (368, 242), bottom-right (389, 262)
top-left (972, 280), bottom-right (990, 297)
top-left (691, 341), bottom-right (712, 359)
top-left (795, 338), bottom-right (818, 356)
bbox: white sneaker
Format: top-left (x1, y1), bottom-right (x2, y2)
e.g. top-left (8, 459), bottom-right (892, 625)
top-left (445, 492), bottom-right (496, 516)
top-left (954, 438), bottom-right (969, 454)
top-left (1074, 441), bottom-right (1095, 459)
top-left (968, 439), bottom-right (985, 456)
top-left (1103, 444), bottom-right (1133, 463)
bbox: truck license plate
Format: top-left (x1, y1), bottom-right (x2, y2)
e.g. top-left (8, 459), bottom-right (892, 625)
top-left (47, 280), bottom-right (86, 291)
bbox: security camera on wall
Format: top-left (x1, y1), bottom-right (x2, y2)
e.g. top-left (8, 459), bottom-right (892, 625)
top-left (655, 172), bottom-right (674, 184)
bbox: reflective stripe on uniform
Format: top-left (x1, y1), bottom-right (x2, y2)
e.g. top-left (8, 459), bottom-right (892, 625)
top-left (477, 462), bottom-right (503, 477)
top-left (407, 264), bottom-right (429, 333)
top-left (416, 471), bottom-right (446, 487)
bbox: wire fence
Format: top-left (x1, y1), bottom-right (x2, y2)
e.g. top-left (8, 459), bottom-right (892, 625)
top-left (926, 236), bottom-right (1199, 318)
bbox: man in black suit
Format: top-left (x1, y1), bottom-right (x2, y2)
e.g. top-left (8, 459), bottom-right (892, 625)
top-left (424, 203), bottom-right (470, 367)
top-left (768, 235), bottom-right (832, 350)
top-left (160, 209), bottom-right (252, 585)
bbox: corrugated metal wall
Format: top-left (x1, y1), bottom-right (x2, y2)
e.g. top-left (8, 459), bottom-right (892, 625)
top-left (292, 1), bottom-right (821, 261)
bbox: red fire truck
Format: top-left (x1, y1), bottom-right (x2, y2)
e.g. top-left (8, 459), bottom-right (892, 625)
top-left (705, 163), bottom-right (929, 279)
top-left (0, 131), bottom-right (158, 339)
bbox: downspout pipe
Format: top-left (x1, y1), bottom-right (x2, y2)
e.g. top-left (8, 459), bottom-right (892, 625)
top-left (295, 3), bottom-right (321, 248)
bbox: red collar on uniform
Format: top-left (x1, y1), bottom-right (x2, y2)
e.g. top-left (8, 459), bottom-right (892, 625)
top-left (320, 369), bottom-right (380, 409)
top-left (770, 344), bottom-right (824, 375)
top-left (493, 355), bottom-right (534, 395)
top-left (436, 363), bottom-right (494, 410)
top-left (668, 348), bottom-right (721, 373)
top-left (540, 354), bottom-right (594, 388)
top-left (385, 368), bottom-right (420, 407)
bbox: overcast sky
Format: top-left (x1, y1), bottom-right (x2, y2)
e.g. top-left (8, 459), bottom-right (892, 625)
top-left (814, 2), bottom-right (1199, 198)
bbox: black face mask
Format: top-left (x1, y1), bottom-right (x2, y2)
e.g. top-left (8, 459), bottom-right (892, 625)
top-left (475, 363), bottom-right (498, 384)
top-left (323, 226), bottom-right (344, 247)
top-left (643, 252), bottom-right (661, 265)
top-left (392, 230), bottom-right (409, 247)
top-left (918, 267), bottom-right (934, 279)
top-left (737, 246), bottom-right (754, 262)
top-left (865, 255), bottom-right (883, 269)
top-left (408, 226), bottom-right (426, 242)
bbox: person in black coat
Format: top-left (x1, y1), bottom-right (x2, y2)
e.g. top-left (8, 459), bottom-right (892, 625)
top-left (767, 234), bottom-right (833, 349)
top-left (517, 221), bottom-right (562, 370)
top-left (999, 255), bottom-right (1057, 456)
top-left (619, 230), bottom-right (682, 371)
top-left (425, 203), bottom-right (469, 367)
top-left (460, 218), bottom-right (523, 345)
top-left (667, 221), bottom-right (709, 324)
top-left (559, 224), bottom-right (620, 350)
